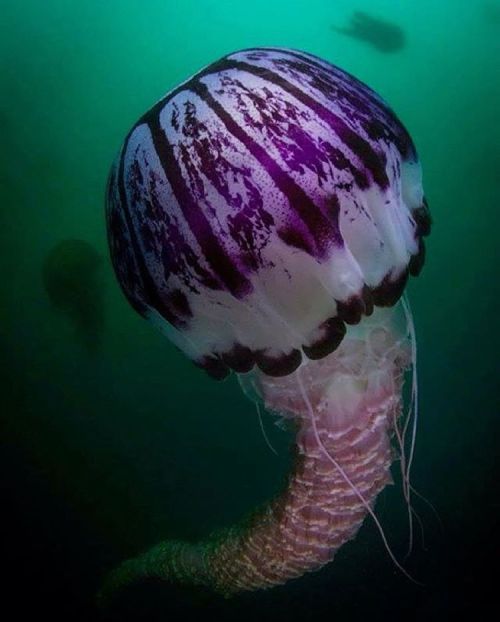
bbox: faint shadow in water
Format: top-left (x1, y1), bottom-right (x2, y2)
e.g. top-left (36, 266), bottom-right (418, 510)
top-left (42, 239), bottom-right (104, 352)
top-left (333, 11), bottom-right (406, 53)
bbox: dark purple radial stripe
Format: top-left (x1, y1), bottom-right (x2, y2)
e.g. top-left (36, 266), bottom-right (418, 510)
top-left (146, 115), bottom-right (253, 298)
top-left (276, 48), bottom-right (416, 160)
top-left (254, 348), bottom-right (302, 377)
top-left (189, 79), bottom-right (342, 257)
top-left (371, 270), bottom-right (409, 307)
top-left (216, 59), bottom-right (390, 190)
top-left (412, 202), bottom-right (432, 237)
top-left (302, 316), bottom-right (346, 360)
top-left (221, 343), bottom-right (255, 373)
top-left (195, 355), bottom-right (230, 380)
top-left (113, 146), bottom-right (187, 328)
top-left (409, 239), bottom-right (425, 276)
top-left (106, 168), bottom-right (146, 315)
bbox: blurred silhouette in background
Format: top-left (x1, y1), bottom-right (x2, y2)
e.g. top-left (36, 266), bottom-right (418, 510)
top-left (42, 239), bottom-right (104, 352)
top-left (333, 11), bottom-right (406, 53)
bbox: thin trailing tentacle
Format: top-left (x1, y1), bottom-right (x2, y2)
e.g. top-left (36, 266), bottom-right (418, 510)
top-left (255, 399), bottom-right (279, 456)
top-left (401, 294), bottom-right (419, 556)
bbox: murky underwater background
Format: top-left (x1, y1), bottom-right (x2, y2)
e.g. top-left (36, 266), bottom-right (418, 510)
top-left (1, 1), bottom-right (499, 620)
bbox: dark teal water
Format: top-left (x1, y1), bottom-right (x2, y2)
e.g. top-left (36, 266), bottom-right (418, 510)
top-left (1, 1), bottom-right (499, 620)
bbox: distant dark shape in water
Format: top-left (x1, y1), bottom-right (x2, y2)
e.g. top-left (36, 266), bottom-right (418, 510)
top-left (42, 239), bottom-right (104, 352)
top-left (333, 11), bottom-right (406, 53)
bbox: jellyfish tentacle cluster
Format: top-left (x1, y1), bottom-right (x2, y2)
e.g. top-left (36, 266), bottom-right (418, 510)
top-left (104, 47), bottom-right (430, 599)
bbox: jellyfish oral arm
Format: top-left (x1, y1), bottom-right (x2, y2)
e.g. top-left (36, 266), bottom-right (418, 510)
top-left (202, 375), bottom-right (398, 594)
top-left (201, 326), bottom-right (406, 595)
top-left (101, 310), bottom-right (409, 598)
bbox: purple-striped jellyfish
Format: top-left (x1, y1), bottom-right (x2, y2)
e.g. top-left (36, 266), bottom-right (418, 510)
top-left (103, 47), bottom-right (430, 598)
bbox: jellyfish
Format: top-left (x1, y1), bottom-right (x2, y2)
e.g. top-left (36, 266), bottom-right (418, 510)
top-left (333, 11), bottom-right (406, 54)
top-left (42, 239), bottom-right (104, 352)
top-left (102, 47), bottom-right (430, 599)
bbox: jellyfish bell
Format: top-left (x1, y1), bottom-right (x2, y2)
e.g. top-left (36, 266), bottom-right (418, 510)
top-left (103, 47), bottom-right (430, 598)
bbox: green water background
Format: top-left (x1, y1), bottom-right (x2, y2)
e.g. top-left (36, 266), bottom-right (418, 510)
top-left (1, 1), bottom-right (499, 619)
